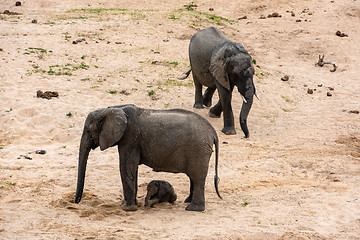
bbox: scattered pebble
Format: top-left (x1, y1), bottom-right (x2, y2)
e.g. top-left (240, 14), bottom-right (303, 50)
top-left (3, 10), bottom-right (22, 15)
top-left (327, 92), bottom-right (332, 97)
top-left (209, 8), bottom-right (214, 11)
top-left (296, 19), bottom-right (302, 22)
top-left (349, 110), bottom-right (359, 114)
top-left (37, 90), bottom-right (59, 100)
top-left (18, 155), bottom-right (32, 160)
top-left (36, 150), bottom-right (46, 154)
top-left (238, 16), bottom-right (247, 20)
top-left (268, 12), bottom-right (281, 18)
top-left (328, 87), bottom-right (334, 91)
top-left (281, 75), bottom-right (289, 81)
top-left (318, 84), bottom-right (323, 87)
top-left (336, 30), bottom-right (348, 37)
top-left (15, 1), bottom-right (21, 6)
top-left (31, 19), bottom-right (37, 23)
top-left (307, 88), bottom-right (314, 94)
top-left (72, 38), bottom-right (86, 44)
top-left (222, 142), bottom-right (228, 144)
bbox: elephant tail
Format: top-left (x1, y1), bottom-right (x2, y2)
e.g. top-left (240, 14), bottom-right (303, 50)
top-left (214, 136), bottom-right (222, 199)
top-left (177, 69), bottom-right (192, 80)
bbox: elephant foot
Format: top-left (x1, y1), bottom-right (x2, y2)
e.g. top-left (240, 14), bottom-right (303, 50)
top-left (184, 195), bottom-right (192, 203)
top-left (186, 202), bottom-right (205, 211)
top-left (203, 99), bottom-right (212, 108)
top-left (122, 204), bottom-right (138, 211)
top-left (221, 127), bottom-right (236, 135)
top-left (209, 111), bottom-right (221, 118)
top-left (193, 103), bottom-right (205, 109)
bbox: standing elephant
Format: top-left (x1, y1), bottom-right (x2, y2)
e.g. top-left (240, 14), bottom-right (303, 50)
top-left (75, 104), bottom-right (222, 212)
top-left (144, 180), bottom-right (177, 208)
top-left (179, 27), bottom-right (257, 137)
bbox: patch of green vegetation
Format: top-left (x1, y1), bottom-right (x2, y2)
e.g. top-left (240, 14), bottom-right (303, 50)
top-left (158, 78), bottom-right (193, 87)
top-left (67, 8), bottom-right (129, 14)
top-left (281, 95), bottom-right (292, 103)
top-left (280, 107), bottom-right (290, 112)
top-left (147, 90), bottom-right (156, 96)
top-left (106, 90), bottom-right (118, 94)
top-left (241, 199), bottom-right (249, 207)
top-left (32, 62), bottom-right (90, 76)
top-left (24, 47), bottom-right (52, 59)
top-left (185, 2), bottom-right (196, 11)
top-left (252, 59), bottom-right (257, 65)
top-left (66, 112), bottom-right (73, 118)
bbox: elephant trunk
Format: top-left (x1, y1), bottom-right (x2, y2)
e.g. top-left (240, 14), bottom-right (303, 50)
top-left (75, 133), bottom-right (91, 203)
top-left (239, 89), bottom-right (254, 138)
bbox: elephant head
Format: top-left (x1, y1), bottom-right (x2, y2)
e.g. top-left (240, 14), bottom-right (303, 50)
top-left (75, 108), bottom-right (127, 203)
top-left (210, 42), bottom-right (256, 138)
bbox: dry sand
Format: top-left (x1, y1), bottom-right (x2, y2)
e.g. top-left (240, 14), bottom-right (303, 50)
top-left (1, 0), bottom-right (360, 239)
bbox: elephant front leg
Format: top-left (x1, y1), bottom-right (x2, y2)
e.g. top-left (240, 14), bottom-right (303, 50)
top-left (119, 147), bottom-right (140, 211)
top-left (218, 85), bottom-right (236, 135)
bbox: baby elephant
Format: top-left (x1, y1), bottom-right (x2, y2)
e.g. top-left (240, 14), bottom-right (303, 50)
top-left (145, 180), bottom-right (177, 208)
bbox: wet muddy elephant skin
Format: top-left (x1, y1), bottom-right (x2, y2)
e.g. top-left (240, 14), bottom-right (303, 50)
top-left (75, 104), bottom-right (222, 211)
top-left (180, 27), bottom-right (256, 137)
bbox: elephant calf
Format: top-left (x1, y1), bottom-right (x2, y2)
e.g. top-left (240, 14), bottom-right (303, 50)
top-left (145, 180), bottom-right (177, 208)
top-left (75, 104), bottom-right (222, 211)
top-left (179, 27), bottom-right (257, 137)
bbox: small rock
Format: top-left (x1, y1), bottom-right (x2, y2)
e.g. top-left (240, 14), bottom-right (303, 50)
top-left (281, 75), bottom-right (289, 81)
top-left (327, 92), bottom-right (332, 97)
top-left (37, 90), bottom-right (59, 100)
top-left (318, 84), bottom-right (323, 87)
top-left (36, 150), bottom-right (46, 154)
top-left (268, 12), bottom-right (281, 18)
top-left (238, 16), bottom-right (247, 20)
top-left (296, 19), bottom-right (302, 22)
top-left (222, 141), bottom-right (228, 144)
top-left (349, 110), bottom-right (359, 114)
top-left (15, 1), bottom-right (21, 6)
top-left (307, 88), bottom-right (313, 94)
top-left (328, 87), bottom-right (334, 91)
top-left (336, 30), bottom-right (348, 37)
top-left (209, 8), bottom-right (214, 11)
top-left (31, 19), bottom-right (37, 23)
top-left (72, 37), bottom-right (85, 44)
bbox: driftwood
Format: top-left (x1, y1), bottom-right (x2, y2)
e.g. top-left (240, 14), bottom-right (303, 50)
top-left (315, 55), bottom-right (337, 72)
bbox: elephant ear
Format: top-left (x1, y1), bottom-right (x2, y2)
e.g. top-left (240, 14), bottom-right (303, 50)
top-left (99, 108), bottom-right (127, 151)
top-left (210, 45), bottom-right (231, 91)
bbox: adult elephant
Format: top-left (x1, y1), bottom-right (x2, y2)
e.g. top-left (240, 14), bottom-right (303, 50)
top-left (179, 27), bottom-right (257, 137)
top-left (75, 104), bottom-right (222, 212)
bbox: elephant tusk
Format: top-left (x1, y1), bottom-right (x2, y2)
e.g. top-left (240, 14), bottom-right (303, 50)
top-left (255, 93), bottom-right (260, 100)
top-left (241, 94), bottom-right (247, 103)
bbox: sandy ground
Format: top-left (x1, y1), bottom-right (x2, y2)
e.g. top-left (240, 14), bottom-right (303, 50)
top-left (1, 0), bottom-right (360, 239)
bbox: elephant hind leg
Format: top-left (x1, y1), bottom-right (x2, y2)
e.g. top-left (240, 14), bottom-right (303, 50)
top-left (185, 178), bottom-right (206, 211)
top-left (203, 87), bottom-right (216, 107)
top-left (193, 76), bottom-right (205, 109)
top-left (184, 179), bottom-right (194, 203)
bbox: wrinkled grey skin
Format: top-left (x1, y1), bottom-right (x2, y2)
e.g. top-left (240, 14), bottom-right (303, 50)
top-left (75, 104), bottom-right (222, 212)
top-left (145, 180), bottom-right (177, 208)
top-left (180, 27), bottom-right (256, 137)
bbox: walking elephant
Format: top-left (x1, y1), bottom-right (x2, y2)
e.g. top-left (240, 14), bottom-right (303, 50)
top-left (179, 27), bottom-right (257, 137)
top-left (75, 104), bottom-right (222, 211)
